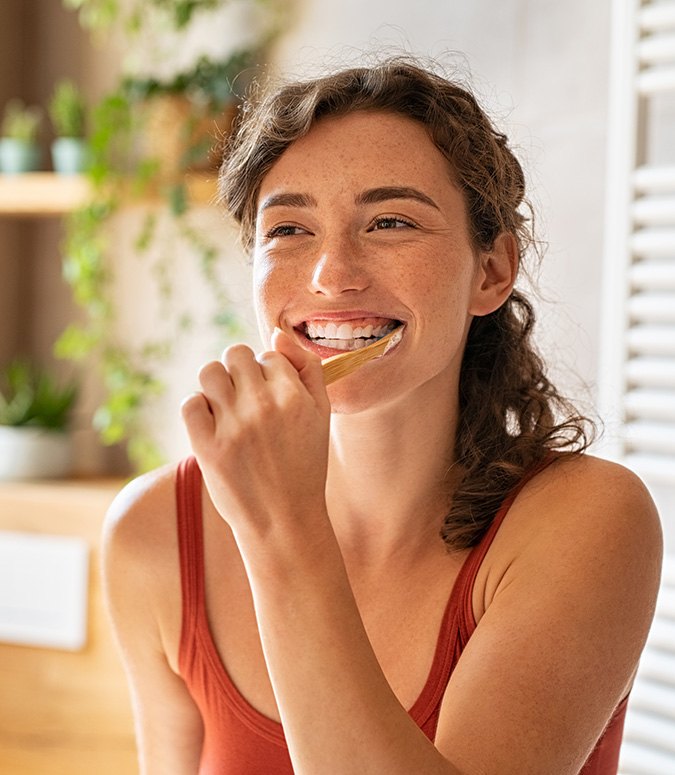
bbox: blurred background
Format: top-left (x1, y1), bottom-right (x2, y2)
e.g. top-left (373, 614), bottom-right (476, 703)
top-left (0, 0), bottom-right (673, 773)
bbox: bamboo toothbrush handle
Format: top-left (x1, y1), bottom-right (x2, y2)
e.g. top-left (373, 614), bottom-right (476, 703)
top-left (321, 326), bottom-right (403, 385)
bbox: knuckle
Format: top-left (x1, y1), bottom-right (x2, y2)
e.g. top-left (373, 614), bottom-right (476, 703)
top-left (222, 343), bottom-right (253, 364)
top-left (239, 389), bottom-right (273, 419)
top-left (257, 350), bottom-right (284, 365)
top-left (180, 392), bottom-right (202, 415)
top-left (255, 392), bottom-right (277, 415)
top-left (198, 360), bottom-right (224, 384)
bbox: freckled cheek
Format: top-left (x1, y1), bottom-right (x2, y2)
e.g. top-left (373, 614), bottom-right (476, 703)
top-left (252, 257), bottom-right (298, 327)
top-left (402, 258), bottom-right (475, 332)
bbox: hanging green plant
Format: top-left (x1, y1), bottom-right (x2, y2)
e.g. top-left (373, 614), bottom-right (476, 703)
top-left (64, 0), bottom-right (232, 33)
top-left (54, 24), bottom-right (267, 471)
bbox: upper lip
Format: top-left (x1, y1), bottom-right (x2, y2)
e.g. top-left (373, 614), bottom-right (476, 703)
top-left (289, 310), bottom-right (405, 327)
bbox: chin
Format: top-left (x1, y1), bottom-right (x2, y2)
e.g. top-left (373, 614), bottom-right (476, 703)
top-left (326, 375), bottom-right (407, 416)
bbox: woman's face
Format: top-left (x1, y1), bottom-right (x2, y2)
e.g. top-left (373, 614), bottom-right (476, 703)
top-left (253, 109), bottom-right (489, 412)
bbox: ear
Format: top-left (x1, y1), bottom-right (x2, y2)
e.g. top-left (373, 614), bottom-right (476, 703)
top-left (468, 232), bottom-right (519, 316)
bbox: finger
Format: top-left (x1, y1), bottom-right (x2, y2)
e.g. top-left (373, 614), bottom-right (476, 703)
top-left (180, 392), bottom-right (215, 449)
top-left (222, 343), bottom-right (266, 392)
top-left (271, 328), bottom-right (330, 408)
top-left (256, 349), bottom-right (297, 382)
top-left (198, 360), bottom-right (234, 417)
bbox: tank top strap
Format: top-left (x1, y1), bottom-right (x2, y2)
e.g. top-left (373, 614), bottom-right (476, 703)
top-left (410, 456), bottom-right (558, 731)
top-left (176, 455), bottom-right (206, 674)
top-left (454, 455), bottom-right (557, 641)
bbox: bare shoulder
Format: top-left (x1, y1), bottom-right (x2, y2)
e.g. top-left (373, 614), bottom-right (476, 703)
top-left (498, 454), bottom-right (663, 626)
top-left (102, 461), bottom-right (185, 660)
top-left (103, 461), bottom-right (178, 557)
top-left (516, 453), bottom-right (662, 549)
top-left (102, 461), bottom-right (182, 622)
top-left (477, 453), bottom-right (663, 630)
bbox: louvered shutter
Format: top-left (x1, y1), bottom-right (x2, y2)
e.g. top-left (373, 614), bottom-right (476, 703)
top-left (602, 3), bottom-right (675, 772)
top-left (599, 0), bottom-right (675, 483)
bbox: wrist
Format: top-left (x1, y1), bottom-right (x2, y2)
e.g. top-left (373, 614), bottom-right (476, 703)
top-left (231, 505), bottom-right (340, 582)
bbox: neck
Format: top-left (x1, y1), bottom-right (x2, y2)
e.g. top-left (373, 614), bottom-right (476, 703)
top-left (325, 378), bottom-right (461, 564)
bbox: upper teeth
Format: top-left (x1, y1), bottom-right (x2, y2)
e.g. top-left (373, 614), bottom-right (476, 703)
top-left (306, 322), bottom-right (395, 340)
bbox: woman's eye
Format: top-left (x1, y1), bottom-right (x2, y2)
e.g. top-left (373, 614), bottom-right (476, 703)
top-left (370, 216), bottom-right (416, 231)
top-left (265, 224), bottom-right (306, 238)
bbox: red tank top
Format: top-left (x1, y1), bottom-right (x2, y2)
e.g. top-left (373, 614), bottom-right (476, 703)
top-left (176, 455), bottom-right (628, 773)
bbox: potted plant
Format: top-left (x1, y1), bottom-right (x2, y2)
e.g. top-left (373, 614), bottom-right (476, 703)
top-left (49, 79), bottom-right (89, 174)
top-left (0, 99), bottom-right (42, 174)
top-left (0, 360), bottom-right (78, 480)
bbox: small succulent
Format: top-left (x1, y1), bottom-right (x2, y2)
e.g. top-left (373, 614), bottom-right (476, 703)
top-left (1, 99), bottom-right (42, 142)
top-left (49, 80), bottom-right (87, 138)
top-left (0, 360), bottom-right (78, 430)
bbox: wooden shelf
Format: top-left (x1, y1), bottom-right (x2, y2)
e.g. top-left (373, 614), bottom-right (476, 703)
top-left (0, 171), bottom-right (218, 216)
top-left (0, 172), bottom-right (90, 216)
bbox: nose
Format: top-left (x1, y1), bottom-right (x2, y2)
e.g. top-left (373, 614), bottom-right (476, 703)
top-left (309, 234), bottom-right (370, 297)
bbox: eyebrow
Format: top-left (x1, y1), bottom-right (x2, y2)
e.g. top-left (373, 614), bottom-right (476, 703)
top-left (356, 186), bottom-right (440, 210)
top-left (259, 192), bottom-right (318, 211)
top-left (258, 186), bottom-right (440, 213)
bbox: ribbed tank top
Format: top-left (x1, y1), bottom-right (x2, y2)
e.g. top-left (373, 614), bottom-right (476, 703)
top-left (176, 455), bottom-right (628, 774)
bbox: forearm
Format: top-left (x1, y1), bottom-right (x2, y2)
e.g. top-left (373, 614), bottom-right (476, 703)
top-left (181, 338), bottom-right (460, 771)
top-left (237, 524), bottom-right (460, 775)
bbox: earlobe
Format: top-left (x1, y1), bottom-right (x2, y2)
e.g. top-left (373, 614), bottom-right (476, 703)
top-left (469, 232), bottom-right (519, 316)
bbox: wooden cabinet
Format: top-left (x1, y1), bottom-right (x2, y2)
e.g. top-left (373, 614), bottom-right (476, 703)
top-left (0, 477), bottom-right (137, 774)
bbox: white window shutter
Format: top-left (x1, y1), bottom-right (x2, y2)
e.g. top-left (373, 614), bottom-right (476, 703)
top-left (599, 0), bottom-right (675, 485)
top-left (601, 1), bottom-right (675, 772)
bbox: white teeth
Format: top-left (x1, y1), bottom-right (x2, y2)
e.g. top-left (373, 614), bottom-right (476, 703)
top-left (304, 319), bottom-right (398, 350)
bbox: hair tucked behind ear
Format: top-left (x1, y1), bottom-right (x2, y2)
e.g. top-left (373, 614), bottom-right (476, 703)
top-left (218, 55), bottom-right (596, 550)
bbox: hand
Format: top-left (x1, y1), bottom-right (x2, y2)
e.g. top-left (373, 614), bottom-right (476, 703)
top-left (180, 330), bottom-right (331, 545)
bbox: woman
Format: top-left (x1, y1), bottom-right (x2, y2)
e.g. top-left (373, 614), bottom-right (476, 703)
top-left (103, 58), bottom-right (663, 774)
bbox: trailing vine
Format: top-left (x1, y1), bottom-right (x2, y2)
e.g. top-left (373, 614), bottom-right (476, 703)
top-left (55, 3), bottom-right (283, 472)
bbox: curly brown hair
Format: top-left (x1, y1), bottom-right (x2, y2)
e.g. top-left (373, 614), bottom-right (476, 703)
top-left (218, 56), bottom-right (595, 550)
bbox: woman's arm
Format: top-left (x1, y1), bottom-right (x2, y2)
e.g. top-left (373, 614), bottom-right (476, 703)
top-left (182, 335), bottom-right (663, 775)
top-left (102, 472), bottom-right (204, 775)
top-left (432, 457), bottom-right (662, 773)
top-left (233, 459), bottom-right (661, 775)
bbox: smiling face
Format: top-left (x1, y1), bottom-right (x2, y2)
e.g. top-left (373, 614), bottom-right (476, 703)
top-left (253, 110), bottom-right (503, 412)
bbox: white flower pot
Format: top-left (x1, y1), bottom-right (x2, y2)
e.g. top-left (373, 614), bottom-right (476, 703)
top-left (0, 138), bottom-right (40, 174)
top-left (51, 137), bottom-right (89, 175)
top-left (0, 426), bottom-right (73, 481)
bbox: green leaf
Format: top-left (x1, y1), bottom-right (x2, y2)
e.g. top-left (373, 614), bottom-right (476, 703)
top-left (0, 359), bottom-right (78, 429)
top-left (54, 324), bottom-right (101, 360)
top-left (167, 182), bottom-right (188, 216)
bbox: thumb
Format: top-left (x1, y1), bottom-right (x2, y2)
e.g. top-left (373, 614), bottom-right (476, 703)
top-left (272, 328), bottom-right (329, 405)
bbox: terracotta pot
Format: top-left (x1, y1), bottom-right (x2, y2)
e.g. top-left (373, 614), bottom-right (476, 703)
top-left (142, 95), bottom-right (237, 179)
